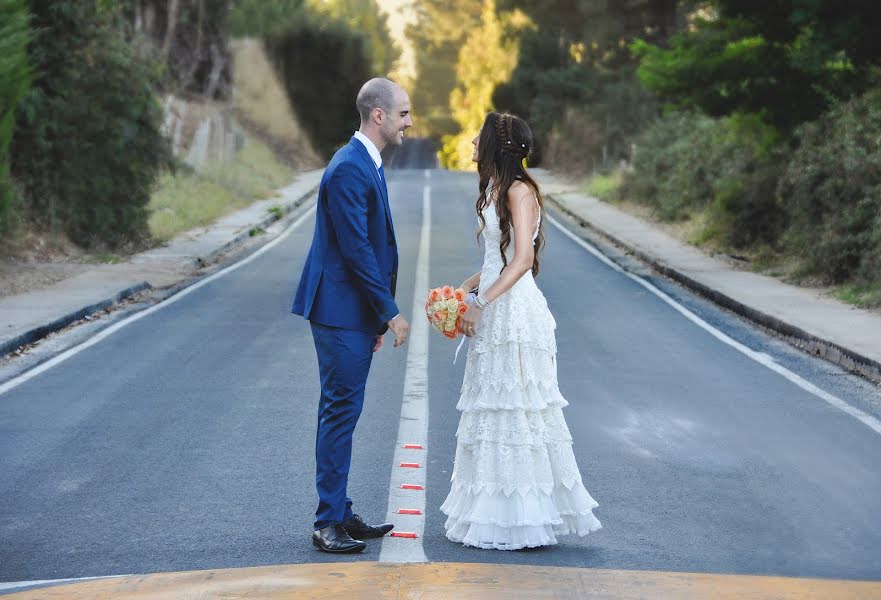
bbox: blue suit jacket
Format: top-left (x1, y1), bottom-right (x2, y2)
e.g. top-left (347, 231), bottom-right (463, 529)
top-left (292, 137), bottom-right (399, 335)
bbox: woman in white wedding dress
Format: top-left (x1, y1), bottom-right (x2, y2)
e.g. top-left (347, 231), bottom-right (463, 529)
top-left (440, 112), bottom-right (602, 550)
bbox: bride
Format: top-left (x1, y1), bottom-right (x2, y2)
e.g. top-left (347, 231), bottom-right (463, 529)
top-left (440, 112), bottom-right (602, 550)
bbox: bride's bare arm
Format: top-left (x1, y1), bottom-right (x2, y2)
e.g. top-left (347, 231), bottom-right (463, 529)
top-left (460, 183), bottom-right (537, 336)
top-left (459, 271), bottom-right (481, 291)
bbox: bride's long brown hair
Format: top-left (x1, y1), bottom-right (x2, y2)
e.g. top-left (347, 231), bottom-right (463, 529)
top-left (476, 112), bottom-right (545, 277)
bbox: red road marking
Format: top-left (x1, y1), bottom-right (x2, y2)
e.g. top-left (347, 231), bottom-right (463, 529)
top-left (401, 484), bottom-right (424, 490)
top-left (390, 532), bottom-right (418, 538)
top-left (403, 444), bottom-right (424, 449)
top-left (397, 509), bottom-right (422, 515)
top-left (399, 462), bottom-right (421, 468)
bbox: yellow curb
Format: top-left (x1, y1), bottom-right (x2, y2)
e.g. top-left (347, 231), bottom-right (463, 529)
top-left (6, 562), bottom-right (881, 599)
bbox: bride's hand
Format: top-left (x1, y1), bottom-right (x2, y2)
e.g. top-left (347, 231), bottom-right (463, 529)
top-left (461, 305), bottom-right (482, 337)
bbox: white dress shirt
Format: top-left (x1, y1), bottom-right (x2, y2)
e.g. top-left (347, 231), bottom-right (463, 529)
top-left (353, 131), bottom-right (383, 171)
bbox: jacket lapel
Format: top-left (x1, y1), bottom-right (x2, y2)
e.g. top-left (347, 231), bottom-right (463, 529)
top-left (350, 138), bottom-right (396, 241)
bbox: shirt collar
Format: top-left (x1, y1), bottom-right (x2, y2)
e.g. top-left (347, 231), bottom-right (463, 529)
top-left (353, 131), bottom-right (383, 170)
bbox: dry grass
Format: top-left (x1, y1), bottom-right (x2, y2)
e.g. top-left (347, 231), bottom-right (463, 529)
top-left (148, 136), bottom-right (295, 242)
top-left (229, 38), bottom-right (322, 168)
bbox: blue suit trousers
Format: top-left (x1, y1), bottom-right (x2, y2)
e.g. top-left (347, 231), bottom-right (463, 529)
top-left (310, 322), bottom-right (375, 530)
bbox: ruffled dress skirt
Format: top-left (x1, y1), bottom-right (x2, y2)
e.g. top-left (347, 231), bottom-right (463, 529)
top-left (440, 273), bottom-right (602, 550)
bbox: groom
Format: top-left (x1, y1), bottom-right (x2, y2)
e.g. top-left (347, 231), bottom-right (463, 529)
top-left (292, 78), bottom-right (412, 553)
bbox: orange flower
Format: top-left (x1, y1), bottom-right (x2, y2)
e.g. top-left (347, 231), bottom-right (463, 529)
top-left (442, 285), bottom-right (453, 299)
top-left (457, 303), bottom-right (468, 315)
top-left (443, 330), bottom-right (457, 339)
top-left (453, 288), bottom-right (466, 302)
top-left (429, 289), bottom-right (440, 302)
top-left (433, 310), bottom-right (446, 322)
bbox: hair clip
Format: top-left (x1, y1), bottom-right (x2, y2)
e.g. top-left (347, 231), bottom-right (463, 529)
top-left (521, 143), bottom-right (526, 148)
top-left (506, 140), bottom-right (511, 144)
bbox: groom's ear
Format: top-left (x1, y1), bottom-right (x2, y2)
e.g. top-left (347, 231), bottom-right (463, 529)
top-left (372, 107), bottom-right (384, 125)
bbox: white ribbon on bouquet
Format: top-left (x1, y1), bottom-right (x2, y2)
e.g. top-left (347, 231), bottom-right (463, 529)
top-left (453, 292), bottom-right (478, 364)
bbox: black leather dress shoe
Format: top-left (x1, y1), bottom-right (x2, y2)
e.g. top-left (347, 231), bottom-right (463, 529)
top-left (341, 514), bottom-right (394, 539)
top-left (312, 524), bottom-right (366, 553)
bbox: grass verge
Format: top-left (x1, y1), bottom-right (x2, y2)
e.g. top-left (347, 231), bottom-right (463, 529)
top-left (833, 282), bottom-right (881, 310)
top-left (582, 171), bottom-right (623, 202)
top-left (578, 170), bottom-right (881, 313)
top-left (148, 136), bottom-right (295, 242)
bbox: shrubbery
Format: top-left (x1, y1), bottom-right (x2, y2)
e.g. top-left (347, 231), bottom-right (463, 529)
top-left (10, 0), bottom-right (172, 248)
top-left (0, 0), bottom-right (31, 235)
top-left (622, 111), bottom-right (784, 249)
top-left (778, 89), bottom-right (881, 284)
top-left (265, 14), bottom-right (373, 159)
top-left (622, 89), bottom-right (881, 291)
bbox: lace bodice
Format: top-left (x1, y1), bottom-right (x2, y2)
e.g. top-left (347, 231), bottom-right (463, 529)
top-left (480, 183), bottom-right (541, 288)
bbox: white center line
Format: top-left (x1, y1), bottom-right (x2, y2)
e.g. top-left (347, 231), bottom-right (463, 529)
top-left (379, 185), bottom-right (431, 563)
top-left (548, 213), bottom-right (881, 437)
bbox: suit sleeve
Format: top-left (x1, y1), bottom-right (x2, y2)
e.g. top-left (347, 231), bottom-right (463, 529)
top-left (325, 162), bottom-right (399, 324)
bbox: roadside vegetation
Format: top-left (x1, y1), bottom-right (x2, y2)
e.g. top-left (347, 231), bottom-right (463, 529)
top-left (407, 1), bottom-right (881, 308)
top-left (2, 0), bottom-right (397, 261)
top-left (148, 137), bottom-right (295, 242)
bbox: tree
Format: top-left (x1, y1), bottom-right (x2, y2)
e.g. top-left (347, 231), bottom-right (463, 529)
top-left (493, 0), bottom-right (679, 167)
top-left (406, 0), bottom-right (481, 138)
top-left (634, 0), bottom-right (881, 131)
top-left (121, 0), bottom-right (234, 99)
top-left (266, 12), bottom-right (374, 158)
top-left (228, 0), bottom-right (306, 37)
top-left (440, 0), bottom-right (525, 169)
top-left (0, 0), bottom-right (31, 233)
top-left (310, 0), bottom-right (400, 76)
top-left (11, 0), bottom-right (173, 246)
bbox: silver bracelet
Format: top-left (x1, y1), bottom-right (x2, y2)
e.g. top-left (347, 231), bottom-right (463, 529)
top-left (474, 294), bottom-right (490, 310)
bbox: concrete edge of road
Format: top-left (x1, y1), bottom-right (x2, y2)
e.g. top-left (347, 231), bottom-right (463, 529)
top-left (0, 177), bottom-right (321, 361)
top-left (0, 282), bottom-right (153, 359)
top-left (545, 194), bottom-right (881, 386)
top-left (3, 561), bottom-right (880, 599)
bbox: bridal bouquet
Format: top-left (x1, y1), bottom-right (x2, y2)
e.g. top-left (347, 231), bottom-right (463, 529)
top-left (425, 285), bottom-right (472, 339)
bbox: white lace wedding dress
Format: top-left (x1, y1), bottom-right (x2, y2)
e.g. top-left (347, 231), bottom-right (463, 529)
top-left (440, 191), bottom-right (602, 550)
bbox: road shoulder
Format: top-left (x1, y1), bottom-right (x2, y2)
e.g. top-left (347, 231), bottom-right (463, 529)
top-left (0, 170), bottom-right (323, 361)
top-left (532, 169), bottom-right (881, 384)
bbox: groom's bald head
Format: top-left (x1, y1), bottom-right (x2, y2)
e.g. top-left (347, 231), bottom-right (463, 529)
top-left (356, 78), bottom-right (412, 150)
top-left (356, 78), bottom-right (400, 123)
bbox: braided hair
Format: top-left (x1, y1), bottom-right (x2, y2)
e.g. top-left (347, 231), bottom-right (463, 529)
top-left (476, 112), bottom-right (545, 277)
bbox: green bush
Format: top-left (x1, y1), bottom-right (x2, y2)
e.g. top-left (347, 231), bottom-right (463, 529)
top-left (228, 0), bottom-right (306, 37)
top-left (10, 0), bottom-right (172, 248)
top-left (622, 111), bottom-right (785, 249)
top-left (0, 0), bottom-right (31, 234)
top-left (266, 14), bottom-right (373, 159)
top-left (622, 112), bottom-right (718, 219)
top-left (778, 89), bottom-right (881, 284)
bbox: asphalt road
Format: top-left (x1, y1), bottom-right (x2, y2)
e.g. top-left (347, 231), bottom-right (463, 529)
top-left (1, 167), bottom-right (880, 585)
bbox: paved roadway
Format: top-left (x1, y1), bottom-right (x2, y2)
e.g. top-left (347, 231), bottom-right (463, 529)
top-left (1, 167), bottom-right (880, 587)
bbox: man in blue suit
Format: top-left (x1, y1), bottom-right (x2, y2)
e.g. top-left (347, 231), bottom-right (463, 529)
top-left (292, 78), bottom-right (412, 553)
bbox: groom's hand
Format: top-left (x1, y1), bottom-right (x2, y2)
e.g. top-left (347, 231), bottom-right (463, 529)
top-left (387, 314), bottom-right (410, 348)
top-left (373, 335), bottom-right (384, 353)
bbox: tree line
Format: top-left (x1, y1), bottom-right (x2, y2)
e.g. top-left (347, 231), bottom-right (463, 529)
top-left (0, 0), bottom-right (396, 249)
top-left (407, 0), bottom-right (880, 299)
